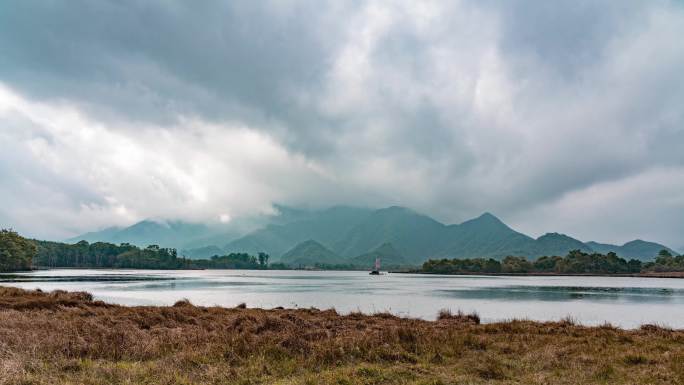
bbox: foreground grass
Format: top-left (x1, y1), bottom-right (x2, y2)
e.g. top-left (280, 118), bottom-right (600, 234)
top-left (0, 287), bottom-right (682, 384)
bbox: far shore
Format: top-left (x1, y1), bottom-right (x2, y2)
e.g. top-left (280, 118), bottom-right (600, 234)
top-left (397, 270), bottom-right (684, 279)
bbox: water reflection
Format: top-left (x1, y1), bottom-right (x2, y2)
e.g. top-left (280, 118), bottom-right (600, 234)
top-left (0, 274), bottom-right (173, 283)
top-left (2, 269), bottom-right (684, 329)
top-left (437, 286), bottom-right (683, 303)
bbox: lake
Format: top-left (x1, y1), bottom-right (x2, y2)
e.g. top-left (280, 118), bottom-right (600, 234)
top-left (2, 269), bottom-right (684, 329)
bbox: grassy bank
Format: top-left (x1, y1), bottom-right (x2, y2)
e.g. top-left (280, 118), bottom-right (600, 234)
top-left (1, 287), bottom-right (682, 384)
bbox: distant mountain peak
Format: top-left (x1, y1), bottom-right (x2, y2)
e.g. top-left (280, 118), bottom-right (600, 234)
top-left (623, 239), bottom-right (647, 246)
top-left (585, 238), bottom-right (676, 261)
top-left (475, 212), bottom-right (502, 222)
top-left (459, 211), bottom-right (507, 230)
top-left (299, 239), bottom-right (325, 247)
top-left (538, 232), bottom-right (583, 240)
top-left (280, 239), bottom-right (344, 267)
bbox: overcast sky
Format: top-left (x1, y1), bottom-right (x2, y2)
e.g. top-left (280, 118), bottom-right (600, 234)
top-left (1, 0), bottom-right (683, 248)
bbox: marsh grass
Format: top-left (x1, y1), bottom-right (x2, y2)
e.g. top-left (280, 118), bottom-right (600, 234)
top-left (0, 286), bottom-right (683, 384)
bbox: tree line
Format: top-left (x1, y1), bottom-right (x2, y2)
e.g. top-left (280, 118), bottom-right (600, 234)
top-left (33, 239), bottom-right (272, 270)
top-left (421, 249), bottom-right (684, 275)
top-left (0, 229), bottom-right (272, 271)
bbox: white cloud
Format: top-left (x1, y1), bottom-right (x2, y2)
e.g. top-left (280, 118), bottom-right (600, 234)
top-left (512, 167), bottom-right (684, 247)
top-left (0, 84), bottom-right (334, 238)
top-left (0, 1), bottom-right (683, 246)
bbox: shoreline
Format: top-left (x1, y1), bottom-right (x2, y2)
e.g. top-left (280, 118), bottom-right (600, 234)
top-left (397, 270), bottom-right (684, 279)
top-left (1, 286), bottom-right (683, 384)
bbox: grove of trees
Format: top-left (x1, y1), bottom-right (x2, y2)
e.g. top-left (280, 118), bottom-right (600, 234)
top-left (643, 249), bottom-right (684, 272)
top-left (0, 230), bottom-right (273, 270)
top-left (421, 249), bottom-right (683, 275)
top-left (32, 239), bottom-right (273, 270)
top-left (34, 240), bottom-right (186, 269)
top-left (0, 229), bottom-right (37, 272)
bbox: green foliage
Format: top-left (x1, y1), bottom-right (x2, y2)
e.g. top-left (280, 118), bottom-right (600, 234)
top-left (34, 240), bottom-right (185, 269)
top-left (0, 229), bottom-right (37, 272)
top-left (554, 250), bottom-right (640, 274)
top-left (258, 252), bottom-right (269, 267)
top-left (192, 253), bottom-right (263, 269)
top-left (420, 257), bottom-right (502, 274)
top-left (642, 249), bottom-right (684, 272)
top-left (501, 256), bottom-right (533, 273)
top-left (33, 237), bottom-right (271, 270)
top-left (421, 249), bottom-right (657, 275)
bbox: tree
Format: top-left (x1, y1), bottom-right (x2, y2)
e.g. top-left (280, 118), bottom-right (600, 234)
top-left (258, 252), bottom-right (270, 267)
top-left (658, 249), bottom-right (673, 258)
top-left (501, 256), bottom-right (532, 273)
top-left (0, 229), bottom-right (37, 272)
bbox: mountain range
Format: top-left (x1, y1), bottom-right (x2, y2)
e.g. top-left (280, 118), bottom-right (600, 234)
top-left (70, 205), bottom-right (678, 265)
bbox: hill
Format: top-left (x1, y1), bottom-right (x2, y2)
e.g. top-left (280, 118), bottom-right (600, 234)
top-left (434, 213), bottom-right (539, 260)
top-left (586, 240), bottom-right (678, 261)
top-left (332, 206), bottom-right (445, 261)
top-left (224, 206), bottom-right (373, 259)
top-left (349, 242), bottom-right (407, 268)
top-left (536, 233), bottom-right (593, 256)
top-left (280, 240), bottom-right (346, 267)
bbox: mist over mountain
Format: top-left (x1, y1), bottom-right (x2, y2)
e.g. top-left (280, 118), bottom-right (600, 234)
top-left (332, 207), bottom-right (444, 260)
top-left (67, 220), bottom-right (212, 249)
top-left (71, 205), bottom-right (675, 264)
top-left (223, 206), bottom-right (372, 258)
top-left (67, 206), bottom-right (306, 252)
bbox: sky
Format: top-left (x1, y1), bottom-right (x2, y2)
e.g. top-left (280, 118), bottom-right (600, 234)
top-left (0, 0), bottom-right (683, 248)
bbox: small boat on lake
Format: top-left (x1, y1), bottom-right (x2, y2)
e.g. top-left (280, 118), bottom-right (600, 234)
top-left (369, 257), bottom-right (382, 275)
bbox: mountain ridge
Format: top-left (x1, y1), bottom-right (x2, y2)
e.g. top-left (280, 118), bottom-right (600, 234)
top-left (69, 206), bottom-right (676, 263)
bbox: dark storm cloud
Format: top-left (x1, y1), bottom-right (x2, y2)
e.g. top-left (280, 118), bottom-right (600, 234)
top-left (0, 0), bottom-right (683, 245)
top-left (0, 1), bottom-right (345, 140)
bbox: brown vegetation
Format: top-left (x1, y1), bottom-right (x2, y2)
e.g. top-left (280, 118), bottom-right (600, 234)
top-left (1, 286), bottom-right (683, 384)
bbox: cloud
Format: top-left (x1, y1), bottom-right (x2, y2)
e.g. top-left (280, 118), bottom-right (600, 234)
top-left (0, 85), bottom-right (337, 238)
top-left (0, 0), bottom-right (683, 245)
top-left (512, 167), bottom-right (684, 247)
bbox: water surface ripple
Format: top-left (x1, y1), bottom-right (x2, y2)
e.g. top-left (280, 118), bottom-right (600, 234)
top-left (2, 269), bottom-right (684, 329)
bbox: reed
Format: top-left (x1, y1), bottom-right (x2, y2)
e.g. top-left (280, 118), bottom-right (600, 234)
top-left (0, 286), bottom-right (682, 384)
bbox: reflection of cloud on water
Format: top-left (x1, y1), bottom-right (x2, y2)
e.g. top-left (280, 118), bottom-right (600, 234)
top-left (0, 274), bottom-right (174, 283)
top-left (436, 286), bottom-right (684, 303)
top-left (116, 280), bottom-right (271, 291)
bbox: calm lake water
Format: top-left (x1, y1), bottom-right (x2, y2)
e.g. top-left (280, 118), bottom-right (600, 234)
top-left (2, 269), bottom-right (684, 329)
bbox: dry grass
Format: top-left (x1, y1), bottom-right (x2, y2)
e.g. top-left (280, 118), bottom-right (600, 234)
top-left (1, 286), bottom-right (683, 384)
